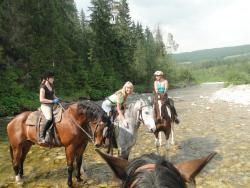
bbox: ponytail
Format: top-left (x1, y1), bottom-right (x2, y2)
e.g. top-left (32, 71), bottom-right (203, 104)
top-left (40, 79), bottom-right (46, 88)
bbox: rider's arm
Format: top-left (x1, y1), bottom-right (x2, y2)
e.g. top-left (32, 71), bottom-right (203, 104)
top-left (117, 102), bottom-right (125, 120)
top-left (40, 88), bottom-right (53, 104)
top-left (53, 90), bottom-right (58, 99)
top-left (116, 93), bottom-right (125, 120)
top-left (154, 81), bottom-right (158, 93)
top-left (165, 80), bottom-right (169, 92)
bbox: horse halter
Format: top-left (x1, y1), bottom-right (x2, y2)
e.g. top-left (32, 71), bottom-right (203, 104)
top-left (59, 103), bottom-right (103, 144)
top-left (138, 105), bottom-right (151, 124)
top-left (89, 119), bottom-right (102, 143)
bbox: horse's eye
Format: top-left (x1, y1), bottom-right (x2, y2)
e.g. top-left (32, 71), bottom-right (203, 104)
top-left (144, 111), bottom-right (149, 115)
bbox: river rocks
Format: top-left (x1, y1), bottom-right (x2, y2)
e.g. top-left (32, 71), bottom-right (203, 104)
top-left (1, 83), bottom-right (250, 187)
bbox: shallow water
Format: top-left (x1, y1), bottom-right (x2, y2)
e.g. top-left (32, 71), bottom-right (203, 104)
top-left (1, 83), bottom-right (250, 187)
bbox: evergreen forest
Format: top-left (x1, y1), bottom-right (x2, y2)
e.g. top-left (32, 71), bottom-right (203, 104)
top-left (1, 0), bottom-right (248, 116)
top-left (0, 0), bottom-right (194, 116)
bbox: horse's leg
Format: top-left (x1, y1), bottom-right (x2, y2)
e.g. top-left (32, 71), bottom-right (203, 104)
top-left (11, 143), bottom-right (23, 184)
top-left (159, 131), bottom-right (162, 146)
top-left (65, 145), bottom-right (75, 188)
top-left (20, 141), bottom-right (32, 177)
top-left (119, 148), bottom-right (129, 160)
top-left (164, 122), bottom-right (172, 150)
top-left (154, 131), bottom-right (160, 154)
top-left (170, 124), bottom-right (175, 145)
top-left (75, 142), bottom-right (88, 182)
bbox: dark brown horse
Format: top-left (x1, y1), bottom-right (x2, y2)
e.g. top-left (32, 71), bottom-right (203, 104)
top-left (153, 92), bottom-right (179, 151)
top-left (7, 101), bottom-right (110, 188)
top-left (96, 149), bottom-right (216, 188)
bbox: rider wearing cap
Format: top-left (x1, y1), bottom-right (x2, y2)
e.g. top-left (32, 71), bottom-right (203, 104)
top-left (39, 71), bottom-right (60, 144)
top-left (154, 70), bottom-right (168, 94)
top-left (153, 70), bottom-right (180, 124)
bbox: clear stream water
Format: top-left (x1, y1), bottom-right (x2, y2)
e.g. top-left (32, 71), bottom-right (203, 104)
top-left (0, 83), bottom-right (250, 187)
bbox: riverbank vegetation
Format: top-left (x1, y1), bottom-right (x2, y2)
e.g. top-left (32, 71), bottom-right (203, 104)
top-left (0, 0), bottom-right (194, 116)
top-left (181, 56), bottom-right (250, 85)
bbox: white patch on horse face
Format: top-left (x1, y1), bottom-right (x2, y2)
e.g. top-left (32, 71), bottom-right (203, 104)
top-left (141, 106), bottom-right (156, 132)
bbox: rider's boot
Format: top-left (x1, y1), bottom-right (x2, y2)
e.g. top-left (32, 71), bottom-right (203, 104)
top-left (38, 119), bottom-right (52, 144)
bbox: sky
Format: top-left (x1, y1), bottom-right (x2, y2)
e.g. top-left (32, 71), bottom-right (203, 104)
top-left (75, 0), bottom-right (250, 53)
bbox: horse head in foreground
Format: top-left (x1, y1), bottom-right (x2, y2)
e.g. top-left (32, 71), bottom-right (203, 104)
top-left (96, 149), bottom-right (216, 188)
top-left (7, 100), bottom-right (110, 188)
top-left (112, 98), bottom-right (155, 160)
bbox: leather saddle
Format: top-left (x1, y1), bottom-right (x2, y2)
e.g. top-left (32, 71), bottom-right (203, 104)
top-left (25, 105), bottom-right (63, 146)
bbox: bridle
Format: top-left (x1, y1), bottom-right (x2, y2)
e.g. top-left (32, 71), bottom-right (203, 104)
top-left (138, 104), bottom-right (152, 124)
top-left (71, 117), bottom-right (102, 143)
top-left (59, 103), bottom-right (103, 144)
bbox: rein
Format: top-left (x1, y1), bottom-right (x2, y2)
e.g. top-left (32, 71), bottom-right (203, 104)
top-left (138, 105), bottom-right (151, 124)
top-left (59, 103), bottom-right (100, 144)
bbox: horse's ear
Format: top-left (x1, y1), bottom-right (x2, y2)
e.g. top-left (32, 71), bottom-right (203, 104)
top-left (95, 149), bottom-right (129, 180)
top-left (140, 98), bottom-right (144, 103)
top-left (148, 96), bottom-right (153, 105)
top-left (174, 152), bottom-right (216, 182)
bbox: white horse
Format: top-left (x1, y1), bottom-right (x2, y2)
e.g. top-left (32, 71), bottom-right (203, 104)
top-left (114, 98), bottom-right (156, 160)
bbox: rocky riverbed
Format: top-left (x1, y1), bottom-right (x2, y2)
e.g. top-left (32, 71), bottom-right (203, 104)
top-left (0, 83), bottom-right (250, 187)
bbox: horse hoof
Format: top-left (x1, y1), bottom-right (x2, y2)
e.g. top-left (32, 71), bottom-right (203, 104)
top-left (76, 177), bottom-right (83, 182)
top-left (16, 180), bottom-right (24, 185)
top-left (155, 141), bottom-right (160, 147)
top-left (17, 181), bottom-right (24, 185)
top-left (15, 175), bottom-right (24, 185)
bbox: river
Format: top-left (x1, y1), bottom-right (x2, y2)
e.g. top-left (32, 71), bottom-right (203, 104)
top-left (0, 83), bottom-right (249, 187)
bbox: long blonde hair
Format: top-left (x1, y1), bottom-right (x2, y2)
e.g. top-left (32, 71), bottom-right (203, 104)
top-left (116, 81), bottom-right (134, 96)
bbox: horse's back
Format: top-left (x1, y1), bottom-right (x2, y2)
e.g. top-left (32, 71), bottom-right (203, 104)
top-left (7, 111), bottom-right (32, 141)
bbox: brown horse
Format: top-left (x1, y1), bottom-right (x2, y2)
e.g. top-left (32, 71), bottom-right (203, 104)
top-left (153, 92), bottom-right (179, 151)
top-left (96, 149), bottom-right (216, 188)
top-left (7, 100), bottom-right (111, 188)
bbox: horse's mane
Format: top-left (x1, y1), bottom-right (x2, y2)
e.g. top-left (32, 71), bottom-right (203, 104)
top-left (76, 101), bottom-right (109, 123)
top-left (127, 102), bottom-right (136, 114)
top-left (126, 99), bottom-right (143, 117)
top-left (123, 153), bottom-right (186, 188)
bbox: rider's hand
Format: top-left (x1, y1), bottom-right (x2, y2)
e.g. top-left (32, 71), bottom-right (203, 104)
top-left (52, 98), bottom-right (60, 104)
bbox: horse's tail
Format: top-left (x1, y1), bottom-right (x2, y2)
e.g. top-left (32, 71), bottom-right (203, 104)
top-left (9, 145), bottom-right (13, 162)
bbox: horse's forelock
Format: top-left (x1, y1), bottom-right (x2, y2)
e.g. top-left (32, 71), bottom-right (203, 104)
top-left (77, 101), bottom-right (105, 121)
top-left (123, 153), bottom-right (186, 188)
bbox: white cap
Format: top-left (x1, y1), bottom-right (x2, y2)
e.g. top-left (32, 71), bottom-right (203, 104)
top-left (154, 70), bottom-right (163, 76)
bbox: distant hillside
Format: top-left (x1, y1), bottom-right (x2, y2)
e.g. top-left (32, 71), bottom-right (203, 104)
top-left (173, 44), bottom-right (250, 63)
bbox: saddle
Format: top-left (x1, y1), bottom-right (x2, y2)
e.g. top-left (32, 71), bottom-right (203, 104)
top-left (25, 105), bottom-right (63, 146)
top-left (154, 93), bottom-right (179, 123)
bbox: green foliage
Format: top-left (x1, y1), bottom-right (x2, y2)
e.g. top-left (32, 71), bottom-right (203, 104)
top-left (174, 44), bottom-right (250, 63)
top-left (0, 0), bottom-right (190, 116)
top-left (226, 70), bottom-right (250, 85)
top-left (184, 57), bottom-right (250, 85)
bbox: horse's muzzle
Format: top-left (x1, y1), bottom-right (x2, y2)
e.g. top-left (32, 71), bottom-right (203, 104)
top-left (94, 143), bottom-right (102, 148)
top-left (150, 128), bottom-right (156, 133)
